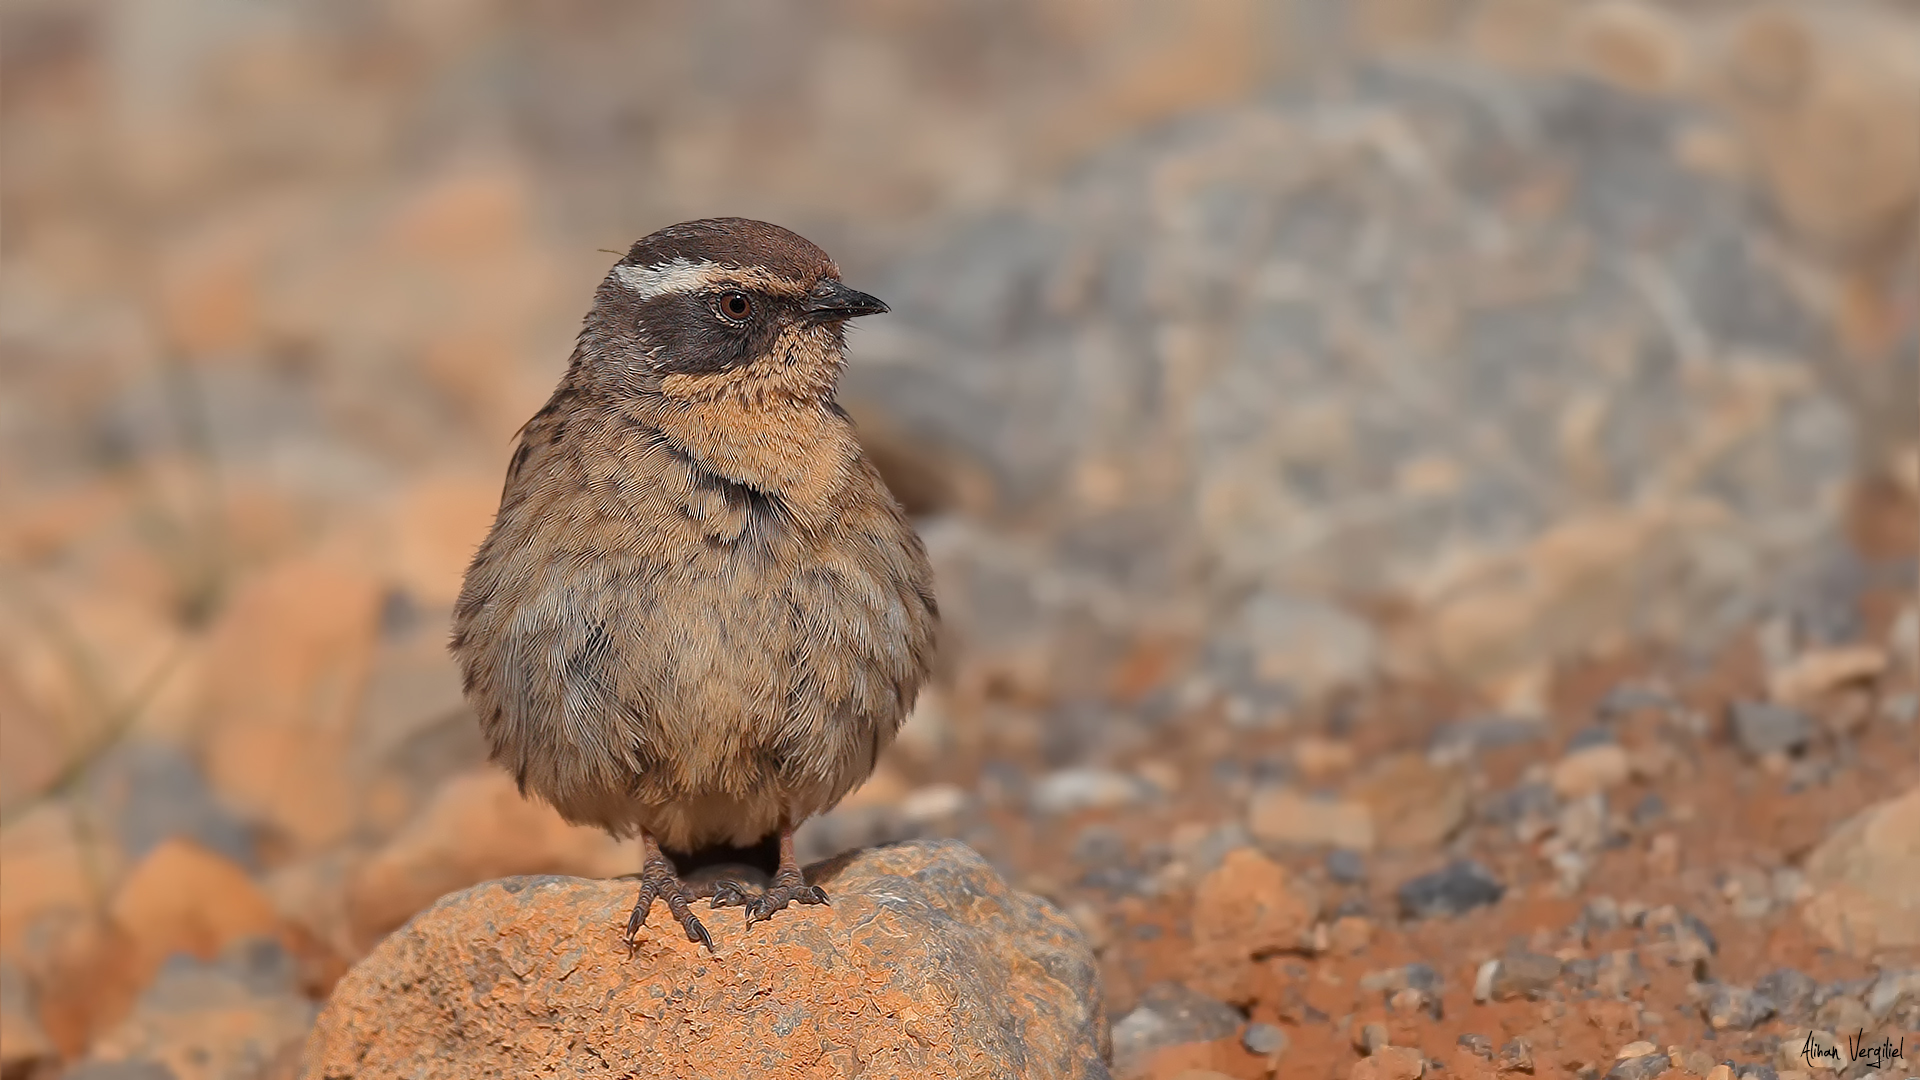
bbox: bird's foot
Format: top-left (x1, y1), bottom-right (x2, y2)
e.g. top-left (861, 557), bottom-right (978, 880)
top-left (624, 859), bottom-right (715, 952)
top-left (707, 880), bottom-right (752, 908)
top-left (743, 868), bottom-right (828, 927)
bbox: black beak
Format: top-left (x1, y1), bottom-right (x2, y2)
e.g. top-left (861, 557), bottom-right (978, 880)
top-left (804, 278), bottom-right (889, 320)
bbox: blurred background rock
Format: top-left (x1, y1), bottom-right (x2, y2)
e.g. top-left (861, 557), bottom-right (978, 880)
top-left (1, 1), bottom-right (1915, 1075)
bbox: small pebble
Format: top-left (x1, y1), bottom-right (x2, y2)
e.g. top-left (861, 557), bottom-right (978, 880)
top-left (1755, 969), bottom-right (1816, 1023)
top-left (1727, 701), bottom-right (1814, 758)
top-left (1355, 1021), bottom-right (1391, 1055)
top-left (1397, 859), bottom-right (1505, 920)
top-left (1604, 1051), bottom-right (1669, 1080)
top-left (1703, 983), bottom-right (1775, 1031)
top-left (1458, 1033), bottom-right (1494, 1059)
top-left (1497, 1036), bottom-right (1534, 1073)
top-left (1473, 959), bottom-right (1499, 1003)
top-left (1567, 725), bottom-right (1616, 751)
top-left (1883, 692), bottom-right (1918, 725)
top-left (1242, 1021), bottom-right (1288, 1056)
top-left (1326, 847), bottom-right (1368, 885)
top-left (1490, 952), bottom-right (1563, 1001)
top-left (1030, 767), bottom-right (1150, 815)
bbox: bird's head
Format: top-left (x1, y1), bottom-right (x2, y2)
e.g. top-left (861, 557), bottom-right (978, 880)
top-left (577, 217), bottom-right (887, 407)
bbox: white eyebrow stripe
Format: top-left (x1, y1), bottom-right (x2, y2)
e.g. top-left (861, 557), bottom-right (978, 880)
top-left (608, 258), bottom-right (725, 299)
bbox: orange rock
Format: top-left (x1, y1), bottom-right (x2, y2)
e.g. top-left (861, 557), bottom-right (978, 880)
top-left (380, 474), bottom-right (501, 608)
top-left (1248, 786), bottom-right (1376, 851)
top-left (1190, 848), bottom-right (1319, 999)
top-left (1551, 744), bottom-right (1632, 800)
top-left (1720, 6), bottom-right (1920, 260)
top-left (1352, 1045), bottom-right (1426, 1080)
top-left (109, 839), bottom-right (282, 983)
top-left (25, 912), bottom-right (147, 1059)
top-left (1350, 755), bottom-right (1468, 851)
top-left (306, 841), bottom-right (1107, 1079)
top-left (201, 557), bottom-right (381, 851)
top-left (1768, 643), bottom-right (1887, 709)
top-left (156, 214), bottom-right (271, 358)
top-left (1292, 735), bottom-right (1357, 781)
top-left (0, 802), bottom-right (105, 960)
top-left (344, 769), bottom-right (635, 950)
top-left (382, 167), bottom-right (532, 264)
top-left (0, 959), bottom-right (56, 1077)
top-left (1800, 785), bottom-right (1920, 954)
top-left (1568, 0), bottom-right (1694, 96)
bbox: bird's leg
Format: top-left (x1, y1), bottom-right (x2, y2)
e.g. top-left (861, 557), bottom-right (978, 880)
top-left (624, 834), bottom-right (714, 952)
top-left (742, 823), bottom-right (828, 926)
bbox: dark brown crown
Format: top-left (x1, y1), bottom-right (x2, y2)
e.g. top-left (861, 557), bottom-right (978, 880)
top-left (620, 218), bottom-right (840, 283)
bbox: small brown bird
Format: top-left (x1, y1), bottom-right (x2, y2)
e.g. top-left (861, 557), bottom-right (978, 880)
top-left (451, 218), bottom-right (937, 950)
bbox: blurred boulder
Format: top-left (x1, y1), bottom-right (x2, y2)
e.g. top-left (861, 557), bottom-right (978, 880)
top-left (1800, 784), bottom-right (1920, 955)
top-left (343, 769), bottom-right (635, 951)
top-left (853, 60), bottom-right (1860, 690)
top-left (107, 839), bottom-right (284, 991)
top-left (80, 740), bottom-right (257, 871)
top-left (83, 939), bottom-right (315, 1080)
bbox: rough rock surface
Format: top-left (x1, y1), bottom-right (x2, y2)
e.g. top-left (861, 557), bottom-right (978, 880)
top-left (302, 840), bottom-right (1107, 1079)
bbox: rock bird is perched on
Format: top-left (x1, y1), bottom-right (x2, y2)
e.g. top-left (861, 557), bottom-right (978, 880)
top-left (451, 219), bottom-right (938, 950)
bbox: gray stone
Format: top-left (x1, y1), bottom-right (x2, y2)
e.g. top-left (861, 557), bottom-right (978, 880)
top-left (80, 740), bottom-right (257, 870)
top-left (1594, 685), bottom-right (1678, 721)
top-left (1478, 782), bottom-right (1558, 829)
top-left (1703, 983), bottom-right (1775, 1031)
top-left (1498, 1037), bottom-right (1535, 1074)
top-left (794, 804), bottom-right (920, 864)
top-left (1396, 860), bottom-right (1505, 920)
top-left (1185, 822), bottom-right (1254, 877)
top-left (1865, 969), bottom-right (1918, 1020)
top-left (1727, 701), bottom-right (1815, 757)
top-left (1755, 968), bottom-right (1817, 1024)
top-left (1883, 692), bottom-right (1919, 726)
top-left (1111, 982), bottom-right (1241, 1076)
top-left (855, 60), bottom-right (1856, 656)
top-left (1606, 1053), bottom-right (1671, 1080)
top-left (1491, 953), bottom-right (1563, 1001)
top-left (1241, 1021), bottom-right (1288, 1057)
top-left (1325, 848), bottom-right (1368, 885)
top-left (1567, 726), bottom-right (1616, 751)
top-left (1458, 1033), bottom-right (1494, 1059)
top-left (1580, 895), bottom-right (1622, 937)
top-left (1234, 593), bottom-right (1378, 698)
top-left (1430, 716), bottom-right (1548, 763)
top-left (1641, 904), bottom-right (1718, 965)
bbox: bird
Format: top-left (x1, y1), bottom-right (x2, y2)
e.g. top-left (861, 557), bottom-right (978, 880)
top-left (450, 218), bottom-right (938, 951)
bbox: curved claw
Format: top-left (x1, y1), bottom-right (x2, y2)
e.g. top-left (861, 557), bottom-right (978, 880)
top-left (708, 880), bottom-right (750, 908)
top-left (743, 881), bottom-right (830, 927)
top-left (624, 859), bottom-right (718, 953)
top-left (681, 912), bottom-right (714, 951)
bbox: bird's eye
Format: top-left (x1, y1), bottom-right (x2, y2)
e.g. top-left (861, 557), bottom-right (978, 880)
top-left (716, 292), bottom-right (752, 321)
